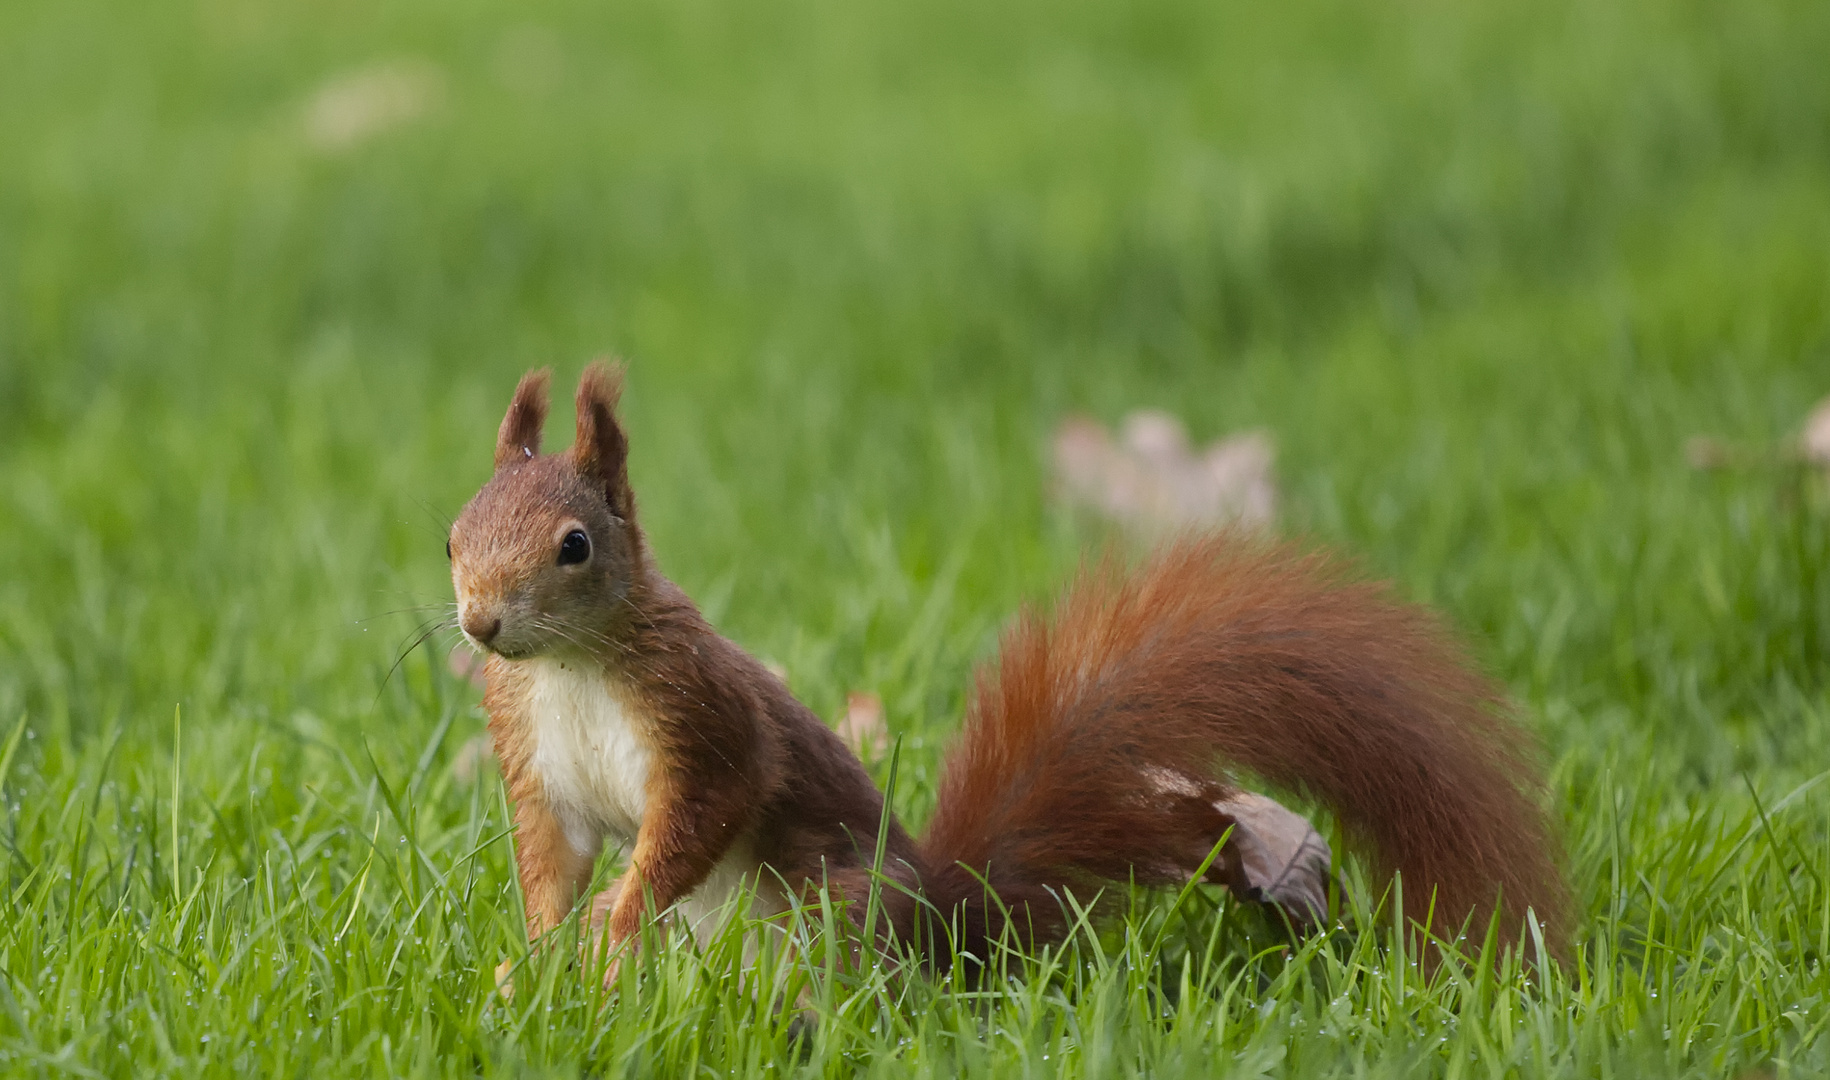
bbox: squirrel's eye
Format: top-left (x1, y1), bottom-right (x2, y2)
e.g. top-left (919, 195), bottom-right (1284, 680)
top-left (445, 539), bottom-right (452, 560)
top-left (558, 529), bottom-right (591, 566)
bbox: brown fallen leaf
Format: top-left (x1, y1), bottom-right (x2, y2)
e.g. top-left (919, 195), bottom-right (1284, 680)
top-left (837, 692), bottom-right (889, 758)
top-left (1684, 435), bottom-right (1733, 471)
top-left (302, 58), bottom-right (445, 153)
top-left (1053, 410), bottom-right (1276, 535)
top-left (1208, 791), bottom-right (1334, 930)
top-left (1804, 397), bottom-right (1830, 467)
top-left (449, 643), bottom-right (488, 690)
top-left (1688, 395), bottom-right (1830, 473)
top-left (450, 733), bottom-right (495, 784)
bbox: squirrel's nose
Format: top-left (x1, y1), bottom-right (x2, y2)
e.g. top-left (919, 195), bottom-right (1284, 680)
top-left (462, 612), bottom-right (502, 645)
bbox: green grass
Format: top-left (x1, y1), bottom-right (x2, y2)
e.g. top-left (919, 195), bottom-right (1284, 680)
top-left (2, 0), bottom-right (1829, 1074)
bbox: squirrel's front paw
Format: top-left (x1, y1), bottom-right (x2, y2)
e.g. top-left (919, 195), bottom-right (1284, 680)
top-left (599, 953), bottom-right (624, 990)
top-left (586, 931), bottom-right (637, 991)
top-left (494, 958), bottom-right (516, 1002)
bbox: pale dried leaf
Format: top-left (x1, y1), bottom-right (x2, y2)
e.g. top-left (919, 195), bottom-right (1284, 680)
top-left (1804, 397), bottom-right (1830, 466)
top-left (1052, 411), bottom-right (1277, 534)
top-left (1052, 415), bottom-right (1116, 508)
top-left (303, 58), bottom-right (445, 153)
top-left (1120, 410), bottom-right (1192, 469)
top-left (1201, 432), bottom-right (1277, 528)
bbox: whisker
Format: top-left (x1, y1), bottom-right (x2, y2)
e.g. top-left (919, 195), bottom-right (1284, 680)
top-left (378, 614), bottom-right (461, 698)
top-left (543, 613), bottom-right (639, 660)
top-left (410, 496), bottom-right (457, 541)
top-left (358, 602), bottom-right (456, 626)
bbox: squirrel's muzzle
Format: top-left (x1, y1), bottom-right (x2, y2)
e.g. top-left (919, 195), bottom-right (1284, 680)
top-left (462, 611), bottom-right (502, 647)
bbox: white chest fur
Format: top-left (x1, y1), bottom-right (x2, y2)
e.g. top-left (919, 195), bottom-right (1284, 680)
top-left (516, 656), bottom-right (775, 939)
top-left (522, 657), bottom-right (655, 854)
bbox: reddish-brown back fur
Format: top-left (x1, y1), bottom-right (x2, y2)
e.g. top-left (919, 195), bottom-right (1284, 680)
top-left (919, 534), bottom-right (1567, 958)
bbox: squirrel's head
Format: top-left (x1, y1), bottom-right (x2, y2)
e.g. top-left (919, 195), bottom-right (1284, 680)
top-left (448, 363), bottom-right (642, 660)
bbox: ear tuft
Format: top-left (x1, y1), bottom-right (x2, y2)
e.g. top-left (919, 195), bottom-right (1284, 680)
top-left (574, 360), bottom-right (634, 518)
top-left (494, 369), bottom-right (551, 469)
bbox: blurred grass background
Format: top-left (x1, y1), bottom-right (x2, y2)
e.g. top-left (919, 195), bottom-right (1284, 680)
top-left (1, 0), bottom-right (1828, 1075)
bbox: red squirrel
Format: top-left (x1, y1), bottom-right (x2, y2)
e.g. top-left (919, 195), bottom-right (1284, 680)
top-left (448, 364), bottom-right (1567, 981)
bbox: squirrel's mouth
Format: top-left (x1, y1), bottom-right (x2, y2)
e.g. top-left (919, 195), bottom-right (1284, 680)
top-left (458, 607), bottom-right (542, 660)
top-left (461, 631), bottom-right (533, 661)
top-left (480, 641), bottom-right (536, 662)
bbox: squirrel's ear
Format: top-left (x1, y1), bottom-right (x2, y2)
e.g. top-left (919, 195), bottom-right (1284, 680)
top-left (573, 360), bottom-right (633, 518)
top-left (494, 369), bottom-right (551, 469)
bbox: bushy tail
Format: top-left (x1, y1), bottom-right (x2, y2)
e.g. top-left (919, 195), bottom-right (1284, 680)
top-left (917, 534), bottom-right (1566, 960)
